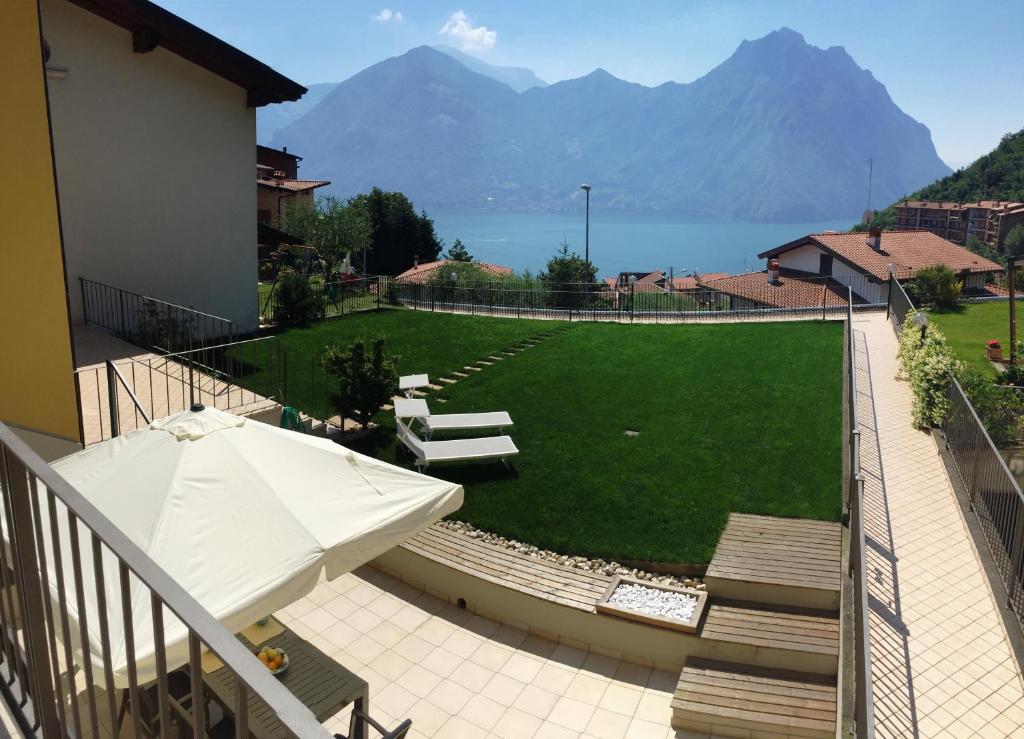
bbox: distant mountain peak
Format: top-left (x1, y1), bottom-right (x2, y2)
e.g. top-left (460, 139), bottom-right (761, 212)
top-left (432, 44), bottom-right (547, 93)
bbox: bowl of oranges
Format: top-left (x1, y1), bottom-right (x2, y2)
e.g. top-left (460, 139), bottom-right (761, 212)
top-left (256, 646), bottom-right (288, 675)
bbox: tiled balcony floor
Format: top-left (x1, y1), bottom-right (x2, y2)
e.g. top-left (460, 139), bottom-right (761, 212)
top-left (276, 566), bottom-right (681, 739)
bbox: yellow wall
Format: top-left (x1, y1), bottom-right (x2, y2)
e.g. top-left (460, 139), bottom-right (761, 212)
top-left (0, 1), bottom-right (81, 445)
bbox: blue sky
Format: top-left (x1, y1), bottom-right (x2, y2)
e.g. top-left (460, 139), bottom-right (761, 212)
top-left (158, 0), bottom-right (1024, 168)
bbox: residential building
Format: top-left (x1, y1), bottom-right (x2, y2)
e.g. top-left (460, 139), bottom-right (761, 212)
top-left (256, 145), bottom-right (330, 225)
top-left (42, 0), bottom-right (305, 334)
top-left (893, 199), bottom-right (1024, 251)
top-left (605, 271), bottom-right (731, 292)
top-left (758, 229), bottom-right (1002, 304)
top-left (698, 271), bottom-right (848, 310)
top-left (396, 259), bottom-right (514, 284)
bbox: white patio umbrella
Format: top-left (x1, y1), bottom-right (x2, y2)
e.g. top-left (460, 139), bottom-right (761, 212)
top-left (29, 406), bottom-right (462, 687)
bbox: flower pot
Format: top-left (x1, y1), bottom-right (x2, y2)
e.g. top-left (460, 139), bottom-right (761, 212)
top-left (988, 347), bottom-right (1004, 361)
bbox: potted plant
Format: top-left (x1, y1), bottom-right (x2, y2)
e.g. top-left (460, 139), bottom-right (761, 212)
top-left (987, 339), bottom-right (1003, 361)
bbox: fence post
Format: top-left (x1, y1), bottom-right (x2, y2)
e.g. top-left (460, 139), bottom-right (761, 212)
top-left (106, 360), bottom-right (120, 439)
top-left (2, 452), bottom-right (61, 739)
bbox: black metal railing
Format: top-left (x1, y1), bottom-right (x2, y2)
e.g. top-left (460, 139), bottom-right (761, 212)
top-left (845, 288), bottom-right (875, 738)
top-left (0, 422), bottom-right (331, 738)
top-left (389, 275), bottom-right (860, 322)
top-left (886, 276), bottom-right (914, 335)
top-left (81, 278), bottom-right (235, 354)
top-left (76, 337), bottom-right (284, 445)
top-left (943, 374), bottom-right (1024, 630)
top-left (259, 276), bottom-right (382, 324)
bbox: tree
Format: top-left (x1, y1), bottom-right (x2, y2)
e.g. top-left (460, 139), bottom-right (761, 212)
top-left (350, 188), bottom-right (443, 276)
top-left (273, 272), bottom-right (323, 327)
top-left (322, 338), bottom-right (399, 431)
top-left (276, 196), bottom-right (371, 275)
top-left (445, 238), bottom-right (473, 262)
top-left (1004, 224), bottom-right (1024, 258)
top-left (912, 265), bottom-right (962, 310)
top-left (539, 242), bottom-right (598, 286)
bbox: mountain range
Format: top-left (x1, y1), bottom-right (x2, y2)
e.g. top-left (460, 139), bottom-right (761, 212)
top-left (264, 29), bottom-right (951, 221)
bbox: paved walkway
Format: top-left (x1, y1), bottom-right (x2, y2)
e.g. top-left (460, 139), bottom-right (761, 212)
top-left (855, 312), bottom-right (1024, 738)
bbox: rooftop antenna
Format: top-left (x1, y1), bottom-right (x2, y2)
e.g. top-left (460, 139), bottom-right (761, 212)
top-left (866, 157), bottom-right (874, 212)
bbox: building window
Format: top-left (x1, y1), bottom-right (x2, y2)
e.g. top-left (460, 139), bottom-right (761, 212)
top-left (819, 254), bottom-right (833, 276)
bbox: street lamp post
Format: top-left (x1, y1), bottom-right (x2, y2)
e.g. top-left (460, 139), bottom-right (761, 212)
top-left (580, 184), bottom-right (592, 270)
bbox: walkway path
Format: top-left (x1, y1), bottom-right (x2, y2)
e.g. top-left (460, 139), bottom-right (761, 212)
top-left (854, 311), bottom-right (1024, 738)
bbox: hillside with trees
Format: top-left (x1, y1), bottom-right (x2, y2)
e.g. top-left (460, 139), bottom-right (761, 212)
top-left (855, 128), bottom-right (1024, 232)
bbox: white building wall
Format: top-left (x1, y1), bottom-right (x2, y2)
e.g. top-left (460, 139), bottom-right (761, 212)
top-left (43, 0), bottom-right (258, 332)
top-left (773, 243), bottom-right (886, 304)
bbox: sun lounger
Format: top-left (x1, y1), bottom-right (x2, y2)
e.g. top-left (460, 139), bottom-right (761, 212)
top-left (396, 418), bottom-right (518, 471)
top-left (399, 374), bottom-right (430, 398)
top-left (393, 398), bottom-right (513, 439)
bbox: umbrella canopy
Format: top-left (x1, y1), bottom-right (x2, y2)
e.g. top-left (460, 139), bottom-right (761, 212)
top-left (31, 407), bottom-right (462, 687)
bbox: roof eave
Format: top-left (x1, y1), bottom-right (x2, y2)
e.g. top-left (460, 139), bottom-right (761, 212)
top-left (67, 0), bottom-right (306, 106)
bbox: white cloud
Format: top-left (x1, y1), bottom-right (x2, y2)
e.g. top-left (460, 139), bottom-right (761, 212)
top-left (439, 10), bottom-right (496, 52)
top-left (372, 8), bottom-right (403, 22)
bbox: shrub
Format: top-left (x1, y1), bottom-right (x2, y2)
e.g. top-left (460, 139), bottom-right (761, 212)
top-left (897, 312), bottom-right (960, 428)
top-left (322, 338), bottom-right (399, 431)
top-left (958, 366), bottom-right (1024, 447)
top-left (911, 265), bottom-right (962, 310)
top-left (274, 272), bottom-right (323, 327)
top-left (259, 262), bottom-right (275, 281)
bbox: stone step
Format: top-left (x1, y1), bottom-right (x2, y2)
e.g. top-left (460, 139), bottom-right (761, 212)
top-left (671, 658), bottom-right (836, 739)
top-left (439, 378), bottom-right (457, 385)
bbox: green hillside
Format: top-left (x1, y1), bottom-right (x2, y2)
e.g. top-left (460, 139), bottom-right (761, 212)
top-left (855, 128), bottom-right (1024, 232)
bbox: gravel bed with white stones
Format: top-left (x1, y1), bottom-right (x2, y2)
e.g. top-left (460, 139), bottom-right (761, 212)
top-left (438, 520), bottom-right (704, 590)
top-left (606, 582), bottom-right (699, 621)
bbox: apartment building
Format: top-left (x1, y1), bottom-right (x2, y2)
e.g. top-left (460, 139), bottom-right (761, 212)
top-left (893, 199), bottom-right (1024, 251)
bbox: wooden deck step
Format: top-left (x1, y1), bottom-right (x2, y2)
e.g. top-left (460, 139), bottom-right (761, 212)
top-left (401, 525), bottom-right (611, 612)
top-left (698, 601), bottom-right (839, 674)
top-left (672, 658), bottom-right (836, 738)
top-left (704, 514), bottom-right (841, 610)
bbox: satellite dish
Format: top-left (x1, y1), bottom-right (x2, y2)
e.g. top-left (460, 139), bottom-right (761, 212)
top-left (862, 210), bottom-right (875, 225)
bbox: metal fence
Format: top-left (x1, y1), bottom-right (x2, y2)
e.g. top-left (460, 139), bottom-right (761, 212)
top-left (76, 337), bottom-right (284, 445)
top-left (943, 375), bottom-right (1024, 630)
top-left (886, 276), bottom-right (914, 335)
top-left (0, 422), bottom-right (331, 738)
top-left (390, 275), bottom-right (856, 322)
top-left (845, 289), bottom-right (875, 738)
top-left (259, 276), bottom-right (382, 324)
top-left (81, 278), bottom-right (234, 354)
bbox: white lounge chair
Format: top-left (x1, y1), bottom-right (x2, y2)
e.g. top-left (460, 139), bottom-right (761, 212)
top-left (393, 397), bottom-right (513, 440)
top-left (396, 418), bottom-right (518, 471)
top-left (399, 374), bottom-right (430, 398)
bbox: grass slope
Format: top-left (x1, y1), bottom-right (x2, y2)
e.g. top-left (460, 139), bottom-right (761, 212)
top-left (928, 300), bottom-right (1024, 376)
top-left (251, 309), bottom-right (552, 419)
top-left (358, 320), bottom-right (843, 564)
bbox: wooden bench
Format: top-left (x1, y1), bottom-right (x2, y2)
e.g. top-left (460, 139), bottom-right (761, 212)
top-left (401, 526), bottom-right (612, 612)
top-left (672, 657), bottom-right (837, 738)
top-left (698, 601), bottom-right (839, 674)
top-left (704, 513), bottom-right (841, 610)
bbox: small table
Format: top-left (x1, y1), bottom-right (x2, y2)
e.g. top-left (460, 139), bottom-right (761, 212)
top-left (398, 374), bottom-right (429, 397)
top-left (204, 620), bottom-right (369, 739)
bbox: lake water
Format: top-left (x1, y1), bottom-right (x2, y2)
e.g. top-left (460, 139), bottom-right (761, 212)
top-left (430, 209), bottom-right (852, 277)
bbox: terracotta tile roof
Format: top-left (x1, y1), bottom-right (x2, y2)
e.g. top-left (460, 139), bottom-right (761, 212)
top-left (671, 273), bottom-right (730, 290)
top-left (395, 260), bottom-right (514, 284)
top-left (257, 177), bottom-right (331, 193)
top-left (760, 230), bottom-right (1002, 281)
top-left (698, 272), bottom-right (849, 309)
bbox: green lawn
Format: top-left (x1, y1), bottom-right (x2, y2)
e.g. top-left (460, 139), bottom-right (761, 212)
top-left (928, 300), bottom-right (1023, 375)
top-left (243, 309), bottom-right (554, 419)
top-left (348, 319), bottom-right (844, 565)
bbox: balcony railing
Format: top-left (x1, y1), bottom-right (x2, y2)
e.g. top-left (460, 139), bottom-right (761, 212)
top-left (844, 288), bottom-right (875, 738)
top-left (0, 422), bottom-right (331, 738)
